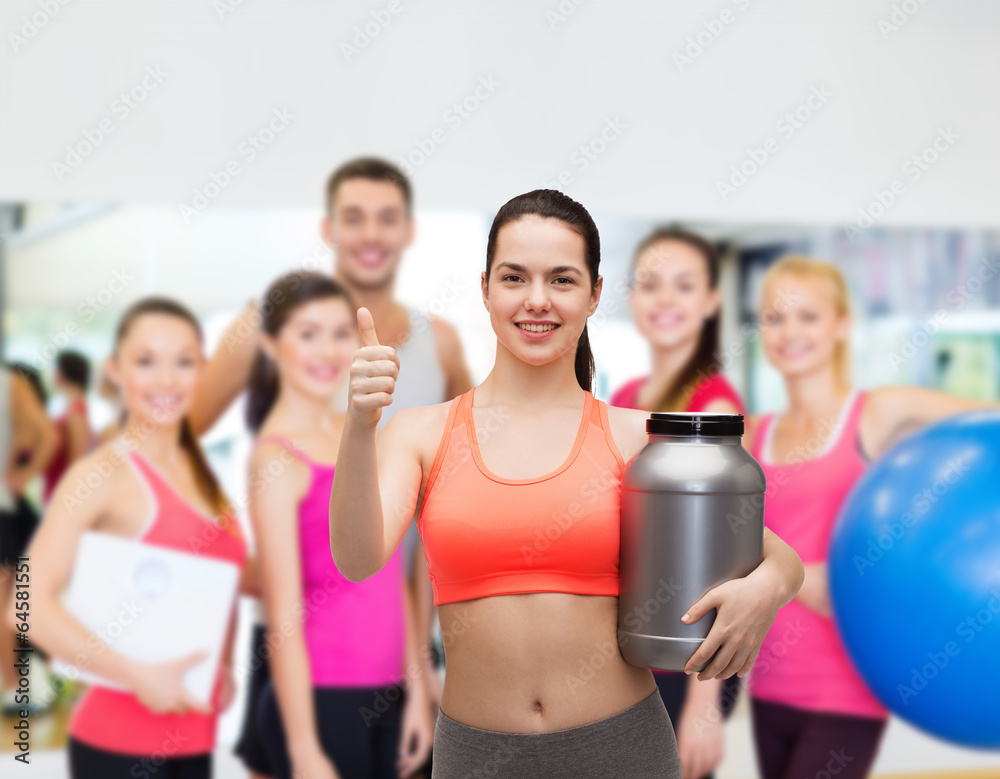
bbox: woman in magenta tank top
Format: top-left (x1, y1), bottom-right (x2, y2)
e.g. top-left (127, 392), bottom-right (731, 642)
top-left (746, 256), bottom-right (997, 779)
top-left (21, 298), bottom-right (248, 779)
top-left (610, 228), bottom-right (744, 779)
top-left (244, 272), bottom-right (433, 779)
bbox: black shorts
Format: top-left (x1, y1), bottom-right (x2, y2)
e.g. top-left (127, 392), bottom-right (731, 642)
top-left (258, 679), bottom-right (406, 779)
top-left (0, 496), bottom-right (40, 567)
top-left (233, 623), bottom-right (273, 775)
top-left (68, 737), bottom-right (210, 779)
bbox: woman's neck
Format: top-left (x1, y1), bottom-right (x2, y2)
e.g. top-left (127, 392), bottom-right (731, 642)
top-left (122, 420), bottom-right (184, 463)
top-left (646, 336), bottom-right (699, 392)
top-left (782, 363), bottom-right (852, 419)
top-left (479, 341), bottom-right (584, 410)
top-left (266, 383), bottom-right (342, 434)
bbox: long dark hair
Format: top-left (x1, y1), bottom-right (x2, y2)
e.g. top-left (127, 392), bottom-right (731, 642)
top-left (630, 227), bottom-right (722, 412)
top-left (113, 297), bottom-right (232, 520)
top-left (245, 271), bottom-right (355, 432)
top-left (485, 189), bottom-right (601, 393)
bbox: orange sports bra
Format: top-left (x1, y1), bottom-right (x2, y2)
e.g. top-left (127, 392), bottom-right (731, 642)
top-left (416, 387), bottom-right (626, 606)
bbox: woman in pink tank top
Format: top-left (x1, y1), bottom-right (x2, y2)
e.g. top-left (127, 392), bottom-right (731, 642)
top-left (19, 297), bottom-right (248, 779)
top-left (609, 228), bottom-right (745, 779)
top-left (243, 272), bottom-right (433, 779)
top-left (746, 256), bottom-right (997, 779)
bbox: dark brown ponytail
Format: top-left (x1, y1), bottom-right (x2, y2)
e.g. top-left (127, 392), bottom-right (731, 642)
top-left (485, 189), bottom-right (600, 393)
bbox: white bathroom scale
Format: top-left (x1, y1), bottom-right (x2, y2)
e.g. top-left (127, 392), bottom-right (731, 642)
top-left (53, 530), bottom-right (240, 707)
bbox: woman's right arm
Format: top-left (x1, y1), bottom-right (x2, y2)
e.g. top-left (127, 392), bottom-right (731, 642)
top-left (329, 307), bottom-right (423, 582)
top-left (249, 441), bottom-right (337, 778)
top-left (5, 452), bottom-right (209, 714)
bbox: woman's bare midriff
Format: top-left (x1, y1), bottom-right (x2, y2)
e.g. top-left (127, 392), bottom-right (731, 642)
top-left (437, 591), bottom-right (657, 733)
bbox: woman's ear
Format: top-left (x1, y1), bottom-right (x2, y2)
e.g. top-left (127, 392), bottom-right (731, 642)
top-left (835, 314), bottom-right (852, 344)
top-left (103, 355), bottom-right (120, 390)
top-left (481, 271), bottom-right (490, 312)
top-left (705, 286), bottom-right (722, 320)
top-left (588, 275), bottom-right (604, 316)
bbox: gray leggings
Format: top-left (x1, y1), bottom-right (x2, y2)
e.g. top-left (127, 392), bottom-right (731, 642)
top-left (431, 688), bottom-right (681, 778)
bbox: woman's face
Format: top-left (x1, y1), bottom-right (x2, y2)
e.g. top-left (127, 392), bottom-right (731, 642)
top-left (481, 215), bottom-right (602, 368)
top-left (107, 313), bottom-right (204, 428)
top-left (759, 272), bottom-right (849, 378)
top-left (263, 297), bottom-right (355, 402)
top-left (629, 239), bottom-right (719, 350)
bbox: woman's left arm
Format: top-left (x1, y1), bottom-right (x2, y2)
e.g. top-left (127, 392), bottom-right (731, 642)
top-left (865, 386), bottom-right (1000, 461)
top-left (681, 527), bottom-right (804, 681)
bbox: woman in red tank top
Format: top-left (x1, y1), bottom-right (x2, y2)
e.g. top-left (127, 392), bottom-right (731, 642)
top-left (329, 190), bottom-right (806, 778)
top-left (18, 297), bottom-right (248, 779)
top-left (42, 350), bottom-right (95, 503)
top-left (746, 256), bottom-right (998, 779)
top-left (610, 228), bottom-right (745, 779)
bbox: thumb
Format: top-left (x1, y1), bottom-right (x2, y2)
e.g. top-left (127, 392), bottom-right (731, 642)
top-left (178, 649), bottom-right (209, 669)
top-left (357, 306), bottom-right (380, 347)
top-left (183, 690), bottom-right (212, 715)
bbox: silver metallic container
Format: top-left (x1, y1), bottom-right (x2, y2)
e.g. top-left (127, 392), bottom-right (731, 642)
top-left (618, 411), bottom-right (765, 672)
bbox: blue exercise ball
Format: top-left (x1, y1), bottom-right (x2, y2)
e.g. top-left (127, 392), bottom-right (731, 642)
top-left (829, 409), bottom-right (1000, 749)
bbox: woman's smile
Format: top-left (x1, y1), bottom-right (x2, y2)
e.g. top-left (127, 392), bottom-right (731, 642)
top-left (516, 320), bottom-right (561, 340)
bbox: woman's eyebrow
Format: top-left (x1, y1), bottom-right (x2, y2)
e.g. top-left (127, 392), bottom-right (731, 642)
top-left (495, 262), bottom-right (583, 275)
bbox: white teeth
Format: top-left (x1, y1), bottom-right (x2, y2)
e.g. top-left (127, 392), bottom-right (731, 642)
top-left (518, 323), bottom-right (557, 333)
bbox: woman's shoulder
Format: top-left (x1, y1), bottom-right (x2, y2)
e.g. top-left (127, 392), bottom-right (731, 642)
top-left (603, 404), bottom-right (651, 463)
top-left (46, 439), bottom-right (142, 517)
top-left (689, 371), bottom-right (745, 413)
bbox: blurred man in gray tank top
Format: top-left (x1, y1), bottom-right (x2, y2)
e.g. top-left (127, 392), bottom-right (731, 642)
top-left (191, 158), bottom-right (473, 728)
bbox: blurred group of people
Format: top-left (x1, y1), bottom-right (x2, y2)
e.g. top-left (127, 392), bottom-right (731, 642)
top-left (1, 156), bottom-right (995, 779)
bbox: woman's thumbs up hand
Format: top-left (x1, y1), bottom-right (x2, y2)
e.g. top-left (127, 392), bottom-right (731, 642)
top-left (349, 307), bottom-right (400, 429)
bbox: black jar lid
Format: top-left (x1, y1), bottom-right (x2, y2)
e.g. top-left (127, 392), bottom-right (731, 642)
top-left (647, 412), bottom-right (744, 437)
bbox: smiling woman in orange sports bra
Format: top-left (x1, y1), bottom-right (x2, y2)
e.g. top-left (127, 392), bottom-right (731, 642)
top-left (329, 190), bottom-right (804, 778)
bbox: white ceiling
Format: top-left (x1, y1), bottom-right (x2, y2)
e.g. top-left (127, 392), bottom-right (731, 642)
top-left (1, 1), bottom-right (998, 227)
